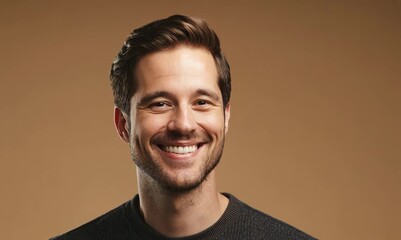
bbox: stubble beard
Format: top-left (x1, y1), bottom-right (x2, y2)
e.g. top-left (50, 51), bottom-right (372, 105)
top-left (130, 131), bottom-right (225, 193)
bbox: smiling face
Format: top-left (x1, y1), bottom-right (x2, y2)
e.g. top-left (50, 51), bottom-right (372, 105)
top-left (119, 45), bottom-right (230, 192)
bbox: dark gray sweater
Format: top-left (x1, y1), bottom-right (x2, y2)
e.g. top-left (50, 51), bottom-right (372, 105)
top-left (50, 193), bottom-right (316, 240)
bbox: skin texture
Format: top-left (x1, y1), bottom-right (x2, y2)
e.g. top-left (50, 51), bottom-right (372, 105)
top-left (114, 45), bottom-right (230, 237)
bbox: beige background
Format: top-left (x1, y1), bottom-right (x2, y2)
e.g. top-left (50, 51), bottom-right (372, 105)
top-left (1, 0), bottom-right (400, 239)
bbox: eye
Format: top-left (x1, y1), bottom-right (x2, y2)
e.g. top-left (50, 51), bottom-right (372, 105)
top-left (151, 102), bottom-right (167, 107)
top-left (196, 100), bottom-right (208, 106)
top-left (148, 101), bottom-right (172, 111)
top-left (193, 99), bottom-right (213, 111)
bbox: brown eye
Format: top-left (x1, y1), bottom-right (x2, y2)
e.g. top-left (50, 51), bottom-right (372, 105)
top-left (196, 100), bottom-right (207, 105)
top-left (193, 100), bottom-right (213, 111)
top-left (152, 102), bottom-right (166, 107)
top-left (148, 101), bottom-right (172, 111)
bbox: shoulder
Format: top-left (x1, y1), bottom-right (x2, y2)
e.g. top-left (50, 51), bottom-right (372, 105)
top-left (50, 201), bottom-right (131, 240)
top-left (226, 194), bottom-right (316, 240)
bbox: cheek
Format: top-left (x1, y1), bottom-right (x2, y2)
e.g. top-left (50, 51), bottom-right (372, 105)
top-left (195, 111), bottom-right (225, 135)
top-left (134, 113), bottom-right (170, 139)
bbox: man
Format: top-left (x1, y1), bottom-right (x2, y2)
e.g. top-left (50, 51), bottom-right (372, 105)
top-left (51, 15), bottom-right (315, 239)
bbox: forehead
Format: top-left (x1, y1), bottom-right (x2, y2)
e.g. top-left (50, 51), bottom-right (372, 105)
top-left (134, 45), bottom-right (219, 93)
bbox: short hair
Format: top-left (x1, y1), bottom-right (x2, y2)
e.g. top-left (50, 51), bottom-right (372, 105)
top-left (110, 14), bottom-right (231, 115)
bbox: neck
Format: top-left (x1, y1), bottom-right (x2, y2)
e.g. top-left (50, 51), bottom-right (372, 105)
top-left (136, 170), bottom-right (229, 237)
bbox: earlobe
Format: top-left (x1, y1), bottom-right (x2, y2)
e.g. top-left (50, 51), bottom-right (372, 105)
top-left (224, 103), bottom-right (231, 134)
top-left (114, 107), bottom-right (130, 143)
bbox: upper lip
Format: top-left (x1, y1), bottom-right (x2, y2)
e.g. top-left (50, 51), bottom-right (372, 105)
top-left (151, 133), bottom-right (211, 148)
top-left (156, 141), bottom-right (203, 147)
top-left (153, 139), bottom-right (208, 148)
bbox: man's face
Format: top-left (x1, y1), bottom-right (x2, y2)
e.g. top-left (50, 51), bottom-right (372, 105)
top-left (128, 45), bottom-right (230, 192)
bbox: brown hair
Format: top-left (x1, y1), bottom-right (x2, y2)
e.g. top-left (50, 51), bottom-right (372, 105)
top-left (110, 15), bottom-right (231, 115)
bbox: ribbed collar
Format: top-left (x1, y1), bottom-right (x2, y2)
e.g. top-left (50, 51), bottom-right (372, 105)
top-left (124, 193), bottom-right (241, 240)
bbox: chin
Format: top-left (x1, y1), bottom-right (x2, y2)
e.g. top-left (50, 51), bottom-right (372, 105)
top-left (160, 174), bottom-right (209, 193)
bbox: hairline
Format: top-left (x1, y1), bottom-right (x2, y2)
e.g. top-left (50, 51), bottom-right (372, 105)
top-left (125, 43), bottom-right (224, 115)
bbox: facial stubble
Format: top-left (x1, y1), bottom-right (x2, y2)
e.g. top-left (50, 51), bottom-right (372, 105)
top-left (129, 130), bottom-right (226, 193)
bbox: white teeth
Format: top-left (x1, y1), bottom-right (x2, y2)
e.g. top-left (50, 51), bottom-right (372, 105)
top-left (164, 145), bottom-right (198, 154)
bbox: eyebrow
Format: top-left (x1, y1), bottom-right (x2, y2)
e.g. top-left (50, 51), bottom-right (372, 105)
top-left (136, 91), bottom-right (174, 106)
top-left (195, 89), bottom-right (220, 102)
top-left (136, 89), bottom-right (221, 106)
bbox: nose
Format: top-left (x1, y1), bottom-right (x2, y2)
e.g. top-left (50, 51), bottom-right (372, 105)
top-left (167, 106), bottom-right (197, 134)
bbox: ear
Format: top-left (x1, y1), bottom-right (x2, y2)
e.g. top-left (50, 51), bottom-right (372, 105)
top-left (114, 107), bottom-right (130, 143)
top-left (224, 102), bottom-right (231, 134)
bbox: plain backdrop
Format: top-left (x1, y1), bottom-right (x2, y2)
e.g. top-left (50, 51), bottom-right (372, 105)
top-left (0, 0), bottom-right (400, 239)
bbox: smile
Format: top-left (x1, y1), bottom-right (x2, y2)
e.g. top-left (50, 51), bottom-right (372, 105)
top-left (162, 145), bottom-right (198, 154)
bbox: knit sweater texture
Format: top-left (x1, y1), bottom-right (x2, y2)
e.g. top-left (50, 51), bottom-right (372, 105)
top-left (50, 193), bottom-right (316, 240)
